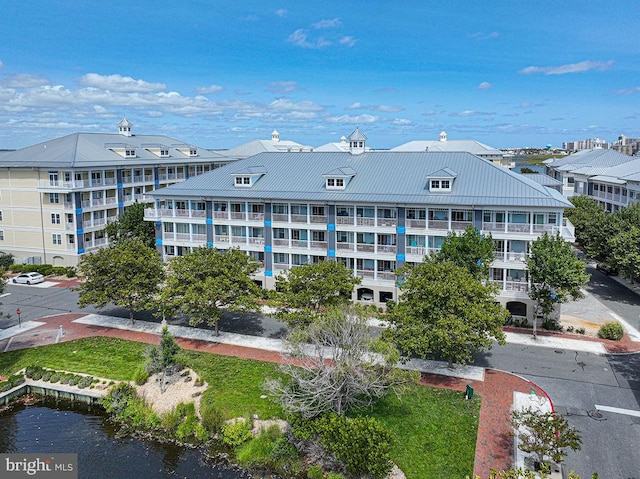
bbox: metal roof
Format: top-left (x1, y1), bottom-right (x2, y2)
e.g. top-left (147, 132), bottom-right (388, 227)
top-left (547, 149), bottom-right (634, 170)
top-left (391, 139), bottom-right (504, 157)
top-left (0, 132), bottom-right (229, 168)
top-left (520, 173), bottom-right (562, 187)
top-left (150, 151), bottom-right (572, 209)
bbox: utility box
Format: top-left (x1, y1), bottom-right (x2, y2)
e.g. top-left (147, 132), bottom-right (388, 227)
top-left (465, 384), bottom-right (474, 400)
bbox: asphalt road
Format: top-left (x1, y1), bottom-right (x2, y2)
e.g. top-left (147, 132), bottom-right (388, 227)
top-left (585, 264), bottom-right (640, 331)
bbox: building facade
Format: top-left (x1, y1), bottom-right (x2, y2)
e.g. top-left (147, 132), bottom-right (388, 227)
top-left (146, 144), bottom-right (575, 321)
top-left (0, 120), bottom-right (232, 266)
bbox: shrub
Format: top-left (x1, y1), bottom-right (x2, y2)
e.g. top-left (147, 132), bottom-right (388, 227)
top-left (162, 408), bottom-right (183, 434)
top-left (49, 372), bottom-right (61, 383)
top-left (100, 383), bottom-right (138, 416)
top-left (132, 367), bottom-right (149, 385)
top-left (77, 376), bottom-right (94, 389)
top-left (41, 371), bottom-right (52, 382)
top-left (565, 325), bottom-right (575, 333)
top-left (597, 321), bottom-right (624, 341)
top-left (306, 465), bottom-right (324, 479)
top-left (327, 473), bottom-right (345, 479)
top-left (221, 419), bottom-right (252, 448)
top-left (576, 327), bottom-right (586, 335)
top-left (200, 394), bottom-right (225, 434)
top-left (236, 425), bottom-right (283, 468)
top-left (291, 414), bottom-right (394, 479)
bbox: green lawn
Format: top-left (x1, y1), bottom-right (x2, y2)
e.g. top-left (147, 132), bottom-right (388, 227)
top-left (0, 337), bottom-right (479, 478)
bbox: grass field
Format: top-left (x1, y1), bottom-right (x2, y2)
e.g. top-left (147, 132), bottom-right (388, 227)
top-left (0, 337), bottom-right (479, 478)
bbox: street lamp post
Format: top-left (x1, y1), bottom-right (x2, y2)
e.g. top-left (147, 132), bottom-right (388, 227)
top-left (16, 308), bottom-right (21, 328)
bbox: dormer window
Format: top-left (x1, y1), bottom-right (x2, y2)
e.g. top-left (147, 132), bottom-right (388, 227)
top-left (160, 149), bottom-right (169, 157)
top-left (125, 149), bottom-right (136, 158)
top-left (323, 167), bottom-right (356, 190)
top-left (189, 148), bottom-right (197, 156)
top-left (427, 167), bottom-right (457, 193)
top-left (232, 166), bottom-right (267, 188)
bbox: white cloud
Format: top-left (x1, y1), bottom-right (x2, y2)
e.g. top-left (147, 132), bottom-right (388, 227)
top-left (449, 110), bottom-right (494, 117)
top-left (313, 18), bottom-right (341, 29)
top-left (328, 113), bottom-right (380, 124)
top-left (339, 36), bottom-right (356, 47)
top-left (345, 102), bottom-right (404, 113)
top-left (392, 118), bottom-right (412, 126)
top-left (274, 8), bottom-right (287, 17)
top-left (269, 98), bottom-right (323, 111)
top-left (468, 32), bottom-right (499, 40)
top-left (287, 29), bottom-right (331, 48)
top-left (615, 86), bottom-right (640, 94)
top-left (478, 81), bottom-right (492, 90)
top-left (422, 110), bottom-right (437, 116)
top-left (80, 73), bottom-right (166, 92)
top-left (196, 84), bottom-right (224, 94)
top-left (519, 60), bottom-right (614, 75)
top-left (2, 74), bottom-right (50, 88)
top-left (267, 81), bottom-right (299, 94)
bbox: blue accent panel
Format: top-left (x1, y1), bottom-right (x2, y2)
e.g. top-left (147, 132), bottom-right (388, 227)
top-left (397, 226), bottom-right (406, 234)
top-left (265, 270), bottom-right (273, 277)
top-left (75, 208), bottom-right (82, 215)
top-left (396, 253), bottom-right (406, 261)
top-left (327, 223), bottom-right (335, 231)
top-left (117, 182), bottom-right (122, 188)
top-left (77, 228), bottom-right (84, 235)
top-left (156, 238), bottom-right (163, 245)
top-left (154, 180), bottom-right (159, 187)
top-left (265, 245), bottom-right (272, 253)
top-left (78, 248), bottom-right (85, 254)
top-left (207, 241), bottom-right (214, 248)
top-left (264, 220), bottom-right (272, 227)
top-left (154, 221), bottom-right (161, 226)
top-left (118, 202), bottom-right (124, 208)
top-left (328, 249), bottom-right (336, 257)
top-left (206, 217), bottom-right (213, 225)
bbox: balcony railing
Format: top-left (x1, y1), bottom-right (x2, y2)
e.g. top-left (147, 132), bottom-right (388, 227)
top-left (356, 217), bottom-right (375, 226)
top-left (356, 243), bottom-right (375, 252)
top-left (377, 271), bottom-right (396, 281)
top-left (336, 216), bottom-right (353, 225)
top-left (406, 219), bottom-right (426, 229)
top-left (144, 208), bottom-right (206, 220)
top-left (406, 246), bottom-right (426, 256)
top-left (230, 212), bottom-right (246, 220)
top-left (337, 242), bottom-right (354, 251)
top-left (310, 215), bottom-right (327, 224)
top-left (310, 241), bottom-right (327, 250)
top-left (214, 235), bottom-right (229, 244)
top-left (213, 211), bottom-right (228, 220)
top-left (428, 220), bottom-right (448, 229)
top-left (231, 236), bottom-right (247, 244)
top-left (376, 244), bottom-right (396, 253)
top-left (272, 238), bottom-right (289, 247)
top-left (248, 237), bottom-right (265, 245)
top-left (248, 212), bottom-right (265, 221)
top-left (272, 213), bottom-right (289, 222)
top-left (377, 218), bottom-right (397, 227)
top-left (356, 270), bottom-right (375, 279)
top-left (450, 221), bottom-right (472, 231)
top-left (482, 222), bottom-right (505, 232)
top-left (291, 240), bottom-right (308, 248)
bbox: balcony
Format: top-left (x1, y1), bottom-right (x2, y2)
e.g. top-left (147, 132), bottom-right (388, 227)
top-left (377, 218), bottom-right (397, 227)
top-left (356, 270), bottom-right (375, 279)
top-left (428, 219), bottom-right (448, 230)
top-left (230, 212), bottom-right (246, 220)
top-left (272, 213), bottom-right (289, 222)
top-left (310, 241), bottom-right (327, 250)
top-left (83, 218), bottom-right (107, 229)
top-left (81, 198), bottom-right (105, 209)
top-left (356, 243), bottom-right (375, 253)
top-left (158, 173), bottom-right (186, 182)
top-left (504, 280), bottom-right (529, 293)
top-left (214, 235), bottom-right (230, 244)
top-left (482, 222), bottom-right (505, 233)
top-left (291, 214), bottom-right (308, 223)
top-left (213, 211), bottom-right (228, 220)
top-left (450, 220), bottom-right (472, 231)
top-left (248, 212), bottom-right (265, 221)
top-left (291, 240), bottom-right (308, 249)
top-left (310, 215), bottom-right (327, 224)
top-left (406, 219), bottom-right (426, 229)
top-left (248, 237), bottom-right (265, 245)
top-left (377, 271), bottom-right (396, 281)
top-left (406, 246), bottom-right (426, 256)
top-left (356, 217), bottom-right (375, 227)
top-left (231, 236), bottom-right (247, 244)
top-left (38, 179), bottom-right (85, 191)
top-left (376, 244), bottom-right (396, 254)
top-left (337, 242), bottom-right (354, 251)
top-left (144, 208), bottom-right (206, 220)
top-left (336, 216), bottom-right (354, 225)
top-left (273, 238), bottom-right (289, 247)
top-left (507, 223), bottom-right (530, 233)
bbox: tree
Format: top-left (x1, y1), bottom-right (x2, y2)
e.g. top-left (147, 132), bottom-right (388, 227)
top-left (434, 226), bottom-right (494, 279)
top-left (265, 306), bottom-right (419, 417)
top-left (384, 259), bottom-right (508, 367)
top-left (163, 247), bottom-right (262, 335)
top-left (565, 195), bottom-right (606, 250)
top-left (526, 233), bottom-right (589, 328)
top-left (105, 201), bottom-right (156, 248)
top-left (275, 260), bottom-right (361, 327)
top-left (511, 408), bottom-right (582, 467)
top-left (146, 325), bottom-right (181, 393)
top-left (77, 237), bottom-right (164, 324)
top-left (608, 226), bottom-right (640, 283)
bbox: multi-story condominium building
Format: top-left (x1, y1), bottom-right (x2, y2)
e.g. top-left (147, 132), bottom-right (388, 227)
top-left (391, 131), bottom-right (515, 169)
top-left (146, 135), bottom-right (575, 321)
top-left (0, 119), bottom-right (232, 266)
top-left (215, 130), bottom-right (313, 160)
top-left (544, 149), bottom-right (635, 202)
top-left (562, 138), bottom-right (608, 152)
top-left (611, 134), bottom-right (640, 157)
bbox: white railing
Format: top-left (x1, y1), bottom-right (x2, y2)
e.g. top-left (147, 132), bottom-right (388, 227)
top-left (482, 222), bottom-right (505, 232)
top-left (272, 238), bottom-right (289, 247)
top-left (377, 271), bottom-right (396, 281)
top-left (356, 270), bottom-right (375, 279)
top-left (310, 215), bottom-right (327, 224)
top-left (406, 246), bottom-right (426, 256)
top-left (336, 216), bottom-right (353, 225)
top-left (310, 241), bottom-right (327, 250)
top-left (213, 211), bottom-right (228, 220)
top-left (377, 245), bottom-right (396, 253)
top-left (248, 213), bottom-right (264, 221)
top-left (356, 217), bottom-right (375, 226)
top-left (214, 235), bottom-right (229, 243)
top-left (248, 237), bottom-right (265, 245)
top-left (451, 221), bottom-right (472, 231)
top-left (377, 218), bottom-right (397, 227)
top-left (337, 242), bottom-right (354, 251)
top-left (428, 220), bottom-right (448, 229)
top-left (291, 214), bottom-right (308, 223)
top-left (356, 243), bottom-right (375, 252)
top-left (144, 208), bottom-right (206, 220)
top-left (406, 219), bottom-right (426, 229)
top-left (272, 214), bottom-right (288, 222)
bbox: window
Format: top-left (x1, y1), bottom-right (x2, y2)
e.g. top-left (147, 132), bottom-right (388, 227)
top-left (52, 234), bottom-right (62, 245)
top-left (243, 177), bottom-right (250, 185)
top-left (160, 149), bottom-right (169, 157)
top-left (51, 213), bottom-right (61, 224)
top-left (431, 180), bottom-right (440, 189)
top-left (163, 223), bottom-right (174, 233)
top-left (273, 253), bottom-right (289, 264)
top-left (67, 234), bottom-right (75, 244)
top-left (0, 211), bottom-right (3, 221)
top-left (49, 193), bottom-right (60, 204)
top-left (327, 178), bottom-right (335, 187)
top-left (430, 179), bottom-right (452, 191)
top-left (190, 148), bottom-right (197, 156)
top-left (125, 149), bottom-right (136, 158)
top-left (0, 230), bottom-right (4, 241)
top-left (441, 180), bottom-right (450, 189)
top-left (326, 177), bottom-right (345, 189)
top-left (235, 177), bottom-right (243, 185)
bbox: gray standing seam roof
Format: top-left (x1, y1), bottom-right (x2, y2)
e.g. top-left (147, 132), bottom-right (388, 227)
top-left (0, 132), bottom-right (229, 168)
top-left (150, 151), bottom-right (572, 208)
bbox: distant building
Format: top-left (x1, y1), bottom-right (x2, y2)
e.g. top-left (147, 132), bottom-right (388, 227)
top-left (611, 134), bottom-right (640, 157)
top-left (562, 137), bottom-right (608, 152)
top-left (215, 130), bottom-right (313, 160)
top-left (0, 119), bottom-right (233, 266)
top-left (391, 131), bottom-right (515, 169)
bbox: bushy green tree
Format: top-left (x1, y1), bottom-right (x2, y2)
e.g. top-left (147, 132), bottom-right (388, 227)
top-left (77, 237), bottom-right (164, 324)
top-left (105, 201), bottom-right (156, 248)
top-left (608, 225), bottom-right (640, 283)
top-left (275, 260), bottom-right (361, 327)
top-left (385, 259), bottom-right (508, 367)
top-left (164, 247), bottom-right (261, 335)
top-left (434, 226), bottom-right (494, 279)
top-left (511, 408), bottom-right (582, 466)
top-left (146, 325), bottom-right (181, 392)
top-left (566, 195), bottom-right (606, 250)
top-left (526, 233), bottom-right (589, 326)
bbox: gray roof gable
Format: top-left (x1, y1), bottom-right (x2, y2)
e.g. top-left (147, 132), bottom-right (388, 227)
top-left (151, 151), bottom-right (571, 208)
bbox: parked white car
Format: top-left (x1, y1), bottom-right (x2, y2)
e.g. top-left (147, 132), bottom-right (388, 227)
top-left (12, 272), bottom-right (45, 285)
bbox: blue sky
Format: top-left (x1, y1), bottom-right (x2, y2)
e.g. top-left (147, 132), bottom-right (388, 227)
top-left (1, 1), bottom-right (638, 150)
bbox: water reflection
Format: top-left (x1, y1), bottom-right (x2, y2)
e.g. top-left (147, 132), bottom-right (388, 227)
top-left (0, 397), bottom-right (249, 479)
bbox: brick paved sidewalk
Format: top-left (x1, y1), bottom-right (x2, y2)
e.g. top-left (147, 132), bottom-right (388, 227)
top-left (0, 313), bottom-right (589, 477)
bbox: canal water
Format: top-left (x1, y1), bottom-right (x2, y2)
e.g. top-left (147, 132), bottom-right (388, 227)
top-left (0, 397), bottom-right (250, 479)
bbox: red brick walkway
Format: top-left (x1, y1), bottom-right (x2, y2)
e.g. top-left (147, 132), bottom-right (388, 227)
top-left (0, 313), bottom-right (612, 478)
